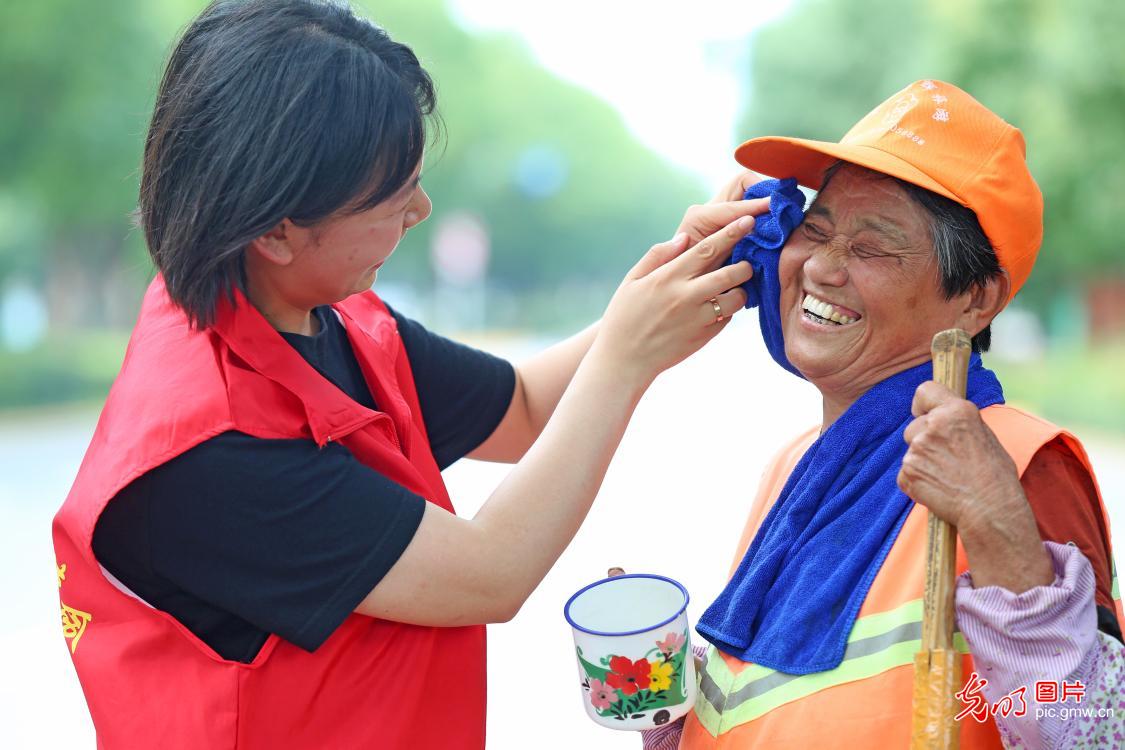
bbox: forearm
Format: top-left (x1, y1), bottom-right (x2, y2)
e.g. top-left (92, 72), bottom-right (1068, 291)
top-left (518, 320), bottom-right (600, 431)
top-left (468, 321), bottom-right (599, 463)
top-left (363, 344), bottom-right (649, 625)
top-left (959, 487), bottom-right (1054, 594)
top-left (472, 341), bottom-right (645, 612)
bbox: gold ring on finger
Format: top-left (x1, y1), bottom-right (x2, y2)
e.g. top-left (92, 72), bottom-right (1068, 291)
top-left (709, 297), bottom-right (723, 323)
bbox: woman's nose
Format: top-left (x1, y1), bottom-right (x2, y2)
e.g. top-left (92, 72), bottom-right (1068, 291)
top-left (804, 239), bottom-right (849, 287)
top-left (404, 187), bottom-right (432, 228)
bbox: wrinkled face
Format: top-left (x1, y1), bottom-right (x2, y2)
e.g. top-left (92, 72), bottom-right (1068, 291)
top-left (289, 167), bottom-right (432, 303)
top-left (778, 165), bottom-right (966, 403)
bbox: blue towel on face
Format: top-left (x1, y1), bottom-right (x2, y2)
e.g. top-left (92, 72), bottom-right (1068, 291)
top-left (726, 178), bottom-right (807, 378)
top-left (696, 354), bottom-right (1004, 674)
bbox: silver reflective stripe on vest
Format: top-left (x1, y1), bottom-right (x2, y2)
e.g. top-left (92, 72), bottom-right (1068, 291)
top-left (694, 598), bottom-right (971, 737)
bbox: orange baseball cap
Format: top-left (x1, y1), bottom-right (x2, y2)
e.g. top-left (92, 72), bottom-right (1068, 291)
top-left (734, 80), bottom-right (1042, 301)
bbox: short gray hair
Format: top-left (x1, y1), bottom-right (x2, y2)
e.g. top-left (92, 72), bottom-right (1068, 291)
top-left (819, 161), bottom-right (1002, 353)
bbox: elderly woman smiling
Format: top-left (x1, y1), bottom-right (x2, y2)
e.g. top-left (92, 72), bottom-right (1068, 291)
top-left (645, 81), bottom-right (1124, 750)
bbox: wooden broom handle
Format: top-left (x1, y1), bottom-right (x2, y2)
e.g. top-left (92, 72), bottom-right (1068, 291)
top-left (921, 329), bottom-right (972, 651)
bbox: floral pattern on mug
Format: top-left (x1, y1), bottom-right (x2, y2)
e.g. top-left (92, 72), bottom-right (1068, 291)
top-left (587, 678), bottom-right (619, 711)
top-left (655, 631), bottom-right (686, 658)
top-left (648, 660), bottom-right (674, 692)
top-left (576, 630), bottom-right (691, 722)
top-left (606, 656), bottom-right (651, 696)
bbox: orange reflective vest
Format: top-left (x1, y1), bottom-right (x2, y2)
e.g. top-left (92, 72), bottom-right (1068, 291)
top-left (52, 278), bottom-right (486, 749)
top-left (681, 405), bottom-right (1122, 748)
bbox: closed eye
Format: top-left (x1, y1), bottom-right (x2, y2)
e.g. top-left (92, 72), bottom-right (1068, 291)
top-left (801, 222), bottom-right (829, 241)
top-left (851, 244), bottom-right (901, 261)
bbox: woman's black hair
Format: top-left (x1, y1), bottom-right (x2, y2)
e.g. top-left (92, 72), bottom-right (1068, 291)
top-left (138, 0), bottom-right (438, 328)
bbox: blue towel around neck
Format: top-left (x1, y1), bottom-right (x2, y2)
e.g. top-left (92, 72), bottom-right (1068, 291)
top-left (726, 178), bottom-right (807, 378)
top-left (696, 354), bottom-right (1005, 674)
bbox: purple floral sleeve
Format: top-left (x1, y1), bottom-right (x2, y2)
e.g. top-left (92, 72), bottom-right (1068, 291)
top-left (955, 540), bottom-right (1125, 749)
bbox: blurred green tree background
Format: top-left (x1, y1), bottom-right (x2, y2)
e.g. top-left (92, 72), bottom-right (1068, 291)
top-left (740, 0), bottom-right (1125, 430)
top-left (0, 0), bottom-right (698, 330)
top-left (741, 0), bottom-right (1125, 314)
top-left (1, 0), bottom-right (1122, 427)
top-left (0, 0), bottom-right (700, 407)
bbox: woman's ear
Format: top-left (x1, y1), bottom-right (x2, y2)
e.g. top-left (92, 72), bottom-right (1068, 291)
top-left (957, 270), bottom-right (1010, 337)
top-left (247, 220), bottom-right (299, 267)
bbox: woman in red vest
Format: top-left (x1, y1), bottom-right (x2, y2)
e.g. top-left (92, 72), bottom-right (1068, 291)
top-left (51, 1), bottom-right (765, 747)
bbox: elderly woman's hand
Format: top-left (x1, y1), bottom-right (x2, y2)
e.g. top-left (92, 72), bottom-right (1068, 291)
top-left (897, 381), bottom-right (1055, 593)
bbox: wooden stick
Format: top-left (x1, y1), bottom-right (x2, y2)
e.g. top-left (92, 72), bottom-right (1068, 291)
top-left (911, 328), bottom-right (972, 750)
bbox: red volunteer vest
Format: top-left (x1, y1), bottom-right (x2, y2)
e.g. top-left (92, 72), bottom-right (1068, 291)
top-left (52, 277), bottom-right (486, 749)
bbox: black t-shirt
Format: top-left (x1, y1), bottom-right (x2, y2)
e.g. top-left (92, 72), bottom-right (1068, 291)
top-left (93, 305), bottom-right (515, 663)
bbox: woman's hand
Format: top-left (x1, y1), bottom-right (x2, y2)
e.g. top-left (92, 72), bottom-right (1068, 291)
top-left (674, 170), bottom-right (770, 248)
top-left (897, 381), bottom-right (1054, 592)
top-left (470, 183), bottom-right (770, 464)
top-left (711, 169), bottom-right (767, 203)
top-left (592, 216), bottom-right (755, 387)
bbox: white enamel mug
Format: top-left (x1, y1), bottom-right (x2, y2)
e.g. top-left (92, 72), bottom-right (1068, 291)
top-left (564, 574), bottom-right (696, 731)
